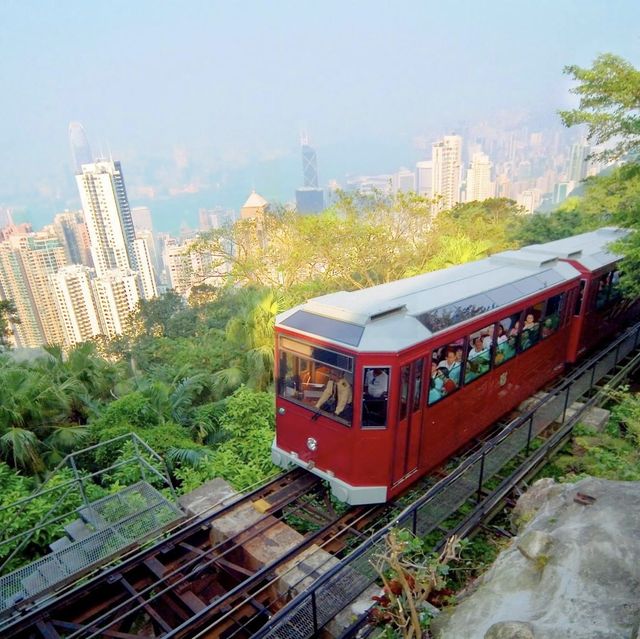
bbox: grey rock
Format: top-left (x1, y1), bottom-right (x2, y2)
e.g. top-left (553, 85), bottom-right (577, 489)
top-left (434, 477), bottom-right (640, 639)
top-left (484, 621), bottom-right (535, 639)
top-left (516, 530), bottom-right (553, 564)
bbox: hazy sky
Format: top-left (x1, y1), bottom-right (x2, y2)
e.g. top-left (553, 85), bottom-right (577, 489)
top-left (1, 0), bottom-right (639, 217)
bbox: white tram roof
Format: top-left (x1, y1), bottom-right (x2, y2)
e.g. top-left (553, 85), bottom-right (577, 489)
top-left (519, 227), bottom-right (627, 271)
top-left (278, 243), bottom-right (585, 354)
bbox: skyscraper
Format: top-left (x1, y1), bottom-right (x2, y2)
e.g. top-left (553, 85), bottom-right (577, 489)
top-left (431, 135), bottom-right (462, 211)
top-left (416, 161), bottom-right (433, 197)
top-left (0, 229), bottom-right (69, 347)
top-left (568, 142), bottom-right (590, 183)
top-left (466, 152), bottom-right (494, 202)
top-left (68, 122), bottom-right (92, 174)
top-left (76, 160), bottom-right (138, 277)
top-left (394, 168), bottom-right (416, 193)
top-left (296, 133), bottom-right (324, 214)
top-left (51, 265), bottom-right (102, 346)
top-left (301, 133), bottom-right (319, 188)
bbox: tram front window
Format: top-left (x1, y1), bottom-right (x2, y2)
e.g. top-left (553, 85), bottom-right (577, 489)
top-left (362, 366), bottom-right (390, 428)
top-left (278, 338), bottom-right (354, 426)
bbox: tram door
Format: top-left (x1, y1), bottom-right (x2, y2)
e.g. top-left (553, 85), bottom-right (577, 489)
top-left (392, 359), bottom-right (424, 485)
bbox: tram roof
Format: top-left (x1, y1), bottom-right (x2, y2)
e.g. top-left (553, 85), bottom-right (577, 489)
top-left (519, 227), bottom-right (627, 271)
top-left (278, 248), bottom-right (586, 354)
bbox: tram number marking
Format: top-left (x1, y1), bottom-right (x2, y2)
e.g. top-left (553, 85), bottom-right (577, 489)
top-left (499, 372), bottom-right (508, 387)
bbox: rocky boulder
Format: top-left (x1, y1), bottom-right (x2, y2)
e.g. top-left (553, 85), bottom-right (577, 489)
top-left (431, 477), bottom-right (640, 639)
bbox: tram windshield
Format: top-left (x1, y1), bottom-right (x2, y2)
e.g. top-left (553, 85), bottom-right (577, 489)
top-left (278, 336), bottom-right (354, 426)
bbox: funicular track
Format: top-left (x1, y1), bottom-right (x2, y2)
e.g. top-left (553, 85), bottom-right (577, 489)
top-left (251, 321), bottom-right (640, 639)
top-left (4, 322), bottom-right (640, 639)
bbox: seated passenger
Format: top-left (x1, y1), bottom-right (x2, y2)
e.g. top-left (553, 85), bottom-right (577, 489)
top-left (436, 350), bottom-right (459, 382)
top-left (436, 366), bottom-right (457, 394)
top-left (468, 337), bottom-right (487, 360)
top-left (495, 335), bottom-right (517, 364)
top-left (496, 325), bottom-right (507, 344)
top-left (482, 326), bottom-right (494, 350)
top-left (367, 368), bottom-right (388, 398)
top-left (523, 313), bottom-right (537, 330)
top-left (315, 370), bottom-right (353, 418)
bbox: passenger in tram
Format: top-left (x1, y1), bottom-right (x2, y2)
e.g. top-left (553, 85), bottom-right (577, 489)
top-left (482, 325), bottom-right (494, 350)
top-left (367, 368), bottom-right (389, 398)
top-left (523, 313), bottom-right (537, 330)
top-left (509, 321), bottom-right (520, 337)
top-left (468, 336), bottom-right (487, 360)
top-left (438, 349), bottom-right (461, 384)
top-left (429, 363), bottom-right (444, 403)
top-left (495, 334), bottom-right (517, 364)
top-left (496, 325), bottom-right (508, 345)
top-left (315, 370), bottom-right (353, 419)
top-left (436, 366), bottom-right (457, 394)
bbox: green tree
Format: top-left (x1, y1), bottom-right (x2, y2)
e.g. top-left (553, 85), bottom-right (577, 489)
top-left (0, 300), bottom-right (20, 349)
top-left (559, 53), bottom-right (640, 162)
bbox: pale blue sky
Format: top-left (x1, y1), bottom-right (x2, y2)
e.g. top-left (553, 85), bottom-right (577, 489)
top-left (1, 0), bottom-right (639, 219)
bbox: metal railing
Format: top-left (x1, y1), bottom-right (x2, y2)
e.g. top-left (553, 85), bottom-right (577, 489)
top-left (252, 321), bottom-right (640, 639)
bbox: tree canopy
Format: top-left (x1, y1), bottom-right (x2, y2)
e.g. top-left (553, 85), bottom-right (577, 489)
top-left (559, 53), bottom-right (640, 162)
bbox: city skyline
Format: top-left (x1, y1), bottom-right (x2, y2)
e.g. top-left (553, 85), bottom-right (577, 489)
top-left (1, 1), bottom-right (638, 231)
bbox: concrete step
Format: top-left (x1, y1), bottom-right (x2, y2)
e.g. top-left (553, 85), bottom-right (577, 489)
top-left (49, 536), bottom-right (72, 553)
top-left (64, 519), bottom-right (93, 542)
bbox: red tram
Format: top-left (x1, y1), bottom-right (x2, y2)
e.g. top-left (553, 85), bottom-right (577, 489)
top-left (271, 228), bottom-right (633, 504)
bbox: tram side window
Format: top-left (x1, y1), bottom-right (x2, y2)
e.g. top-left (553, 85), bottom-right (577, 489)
top-left (574, 280), bottom-right (586, 315)
top-left (428, 339), bottom-right (464, 405)
top-left (278, 342), bottom-right (354, 426)
top-left (541, 293), bottom-right (565, 338)
top-left (465, 323), bottom-right (494, 384)
top-left (596, 270), bottom-right (622, 310)
top-left (494, 312), bottom-right (520, 366)
top-left (519, 302), bottom-right (544, 352)
top-left (363, 367), bottom-right (390, 428)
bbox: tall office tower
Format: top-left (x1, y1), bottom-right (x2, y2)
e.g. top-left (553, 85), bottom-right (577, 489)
top-left (68, 122), bottom-right (92, 174)
top-left (431, 135), bottom-right (462, 211)
top-left (301, 133), bottom-right (318, 188)
top-left (52, 211), bottom-right (93, 267)
top-left (466, 152), bottom-right (495, 202)
top-left (568, 142), bottom-right (590, 183)
top-left (296, 134), bottom-right (324, 214)
top-left (415, 161), bottom-right (433, 197)
top-left (51, 265), bottom-right (102, 346)
top-left (394, 168), bottom-right (416, 193)
top-left (131, 206), bottom-right (153, 233)
top-left (92, 271), bottom-right (140, 338)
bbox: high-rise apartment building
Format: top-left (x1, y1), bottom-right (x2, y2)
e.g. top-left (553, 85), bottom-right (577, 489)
top-left (92, 271), bottom-right (140, 339)
top-left (76, 160), bottom-right (138, 276)
top-left (568, 142), bottom-right (590, 183)
top-left (52, 211), bottom-right (93, 267)
top-left (132, 238), bottom-right (158, 299)
top-left (466, 152), bottom-right (495, 202)
top-left (51, 265), bottom-right (102, 346)
top-left (431, 135), bottom-right (462, 211)
top-left (76, 160), bottom-right (156, 314)
top-left (0, 230), bottom-right (69, 347)
top-left (394, 169), bottom-right (416, 193)
top-left (416, 161), bottom-right (433, 197)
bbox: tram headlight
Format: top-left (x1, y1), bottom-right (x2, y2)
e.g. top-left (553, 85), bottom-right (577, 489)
top-left (306, 437), bottom-right (317, 451)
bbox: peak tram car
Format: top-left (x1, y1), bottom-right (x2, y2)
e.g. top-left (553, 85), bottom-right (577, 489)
top-left (272, 228), bottom-right (635, 504)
